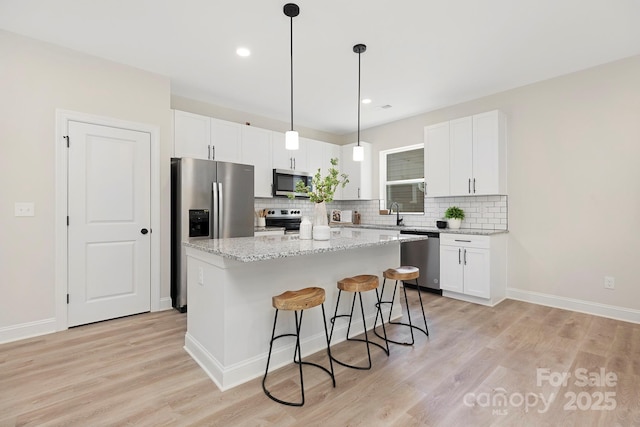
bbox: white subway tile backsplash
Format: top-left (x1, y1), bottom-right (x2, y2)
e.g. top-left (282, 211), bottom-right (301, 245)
top-left (254, 195), bottom-right (508, 230)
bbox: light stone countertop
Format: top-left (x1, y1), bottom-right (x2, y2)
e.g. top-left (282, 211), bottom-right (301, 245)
top-left (343, 224), bottom-right (509, 236)
top-left (184, 227), bottom-right (428, 263)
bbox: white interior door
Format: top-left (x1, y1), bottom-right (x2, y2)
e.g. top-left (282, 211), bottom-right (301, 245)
top-left (67, 121), bottom-right (151, 327)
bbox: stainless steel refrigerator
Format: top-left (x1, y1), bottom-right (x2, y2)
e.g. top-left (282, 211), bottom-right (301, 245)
top-left (171, 157), bottom-right (254, 312)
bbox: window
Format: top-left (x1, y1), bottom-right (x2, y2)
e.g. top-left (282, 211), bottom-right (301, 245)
top-left (380, 144), bottom-right (424, 213)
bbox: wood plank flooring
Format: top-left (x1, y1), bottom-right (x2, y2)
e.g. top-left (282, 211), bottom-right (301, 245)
top-left (1, 292), bottom-right (639, 426)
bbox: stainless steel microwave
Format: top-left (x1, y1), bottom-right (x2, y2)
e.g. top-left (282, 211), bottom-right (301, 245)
top-left (272, 169), bottom-right (312, 197)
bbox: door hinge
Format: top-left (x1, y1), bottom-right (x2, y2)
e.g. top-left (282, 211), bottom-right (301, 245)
top-left (63, 135), bottom-right (69, 147)
top-left (67, 294), bottom-right (69, 304)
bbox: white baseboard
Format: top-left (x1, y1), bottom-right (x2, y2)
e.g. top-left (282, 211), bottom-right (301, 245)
top-left (0, 318), bottom-right (57, 344)
top-left (506, 288), bottom-right (640, 324)
top-left (184, 306), bottom-right (400, 392)
top-left (156, 297), bottom-right (173, 311)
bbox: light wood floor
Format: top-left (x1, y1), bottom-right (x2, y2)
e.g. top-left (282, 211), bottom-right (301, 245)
top-left (2, 292), bottom-right (639, 426)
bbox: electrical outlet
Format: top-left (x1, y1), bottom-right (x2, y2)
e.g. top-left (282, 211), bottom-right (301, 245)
top-left (604, 276), bottom-right (615, 290)
top-left (15, 202), bottom-right (35, 217)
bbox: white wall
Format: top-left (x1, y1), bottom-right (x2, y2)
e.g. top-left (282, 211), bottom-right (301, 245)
top-left (0, 31), bottom-right (172, 333)
top-left (350, 55), bottom-right (640, 314)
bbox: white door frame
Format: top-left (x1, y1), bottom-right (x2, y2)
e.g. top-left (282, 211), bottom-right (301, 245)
top-left (55, 109), bottom-right (162, 332)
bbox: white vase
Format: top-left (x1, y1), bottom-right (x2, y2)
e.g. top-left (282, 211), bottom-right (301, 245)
top-left (313, 201), bottom-right (330, 240)
top-left (448, 218), bottom-right (462, 229)
top-left (313, 201), bottom-right (329, 226)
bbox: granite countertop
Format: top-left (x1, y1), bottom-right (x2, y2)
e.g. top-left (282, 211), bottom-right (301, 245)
top-left (184, 227), bottom-right (428, 263)
top-left (343, 223), bottom-right (508, 236)
top-left (254, 226), bottom-right (286, 232)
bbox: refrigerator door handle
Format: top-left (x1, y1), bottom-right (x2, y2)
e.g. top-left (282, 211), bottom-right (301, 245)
top-left (217, 182), bottom-right (223, 238)
top-left (212, 181), bottom-right (219, 238)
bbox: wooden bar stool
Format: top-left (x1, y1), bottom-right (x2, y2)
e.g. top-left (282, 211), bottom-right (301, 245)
top-left (374, 266), bottom-right (429, 345)
top-left (329, 275), bottom-right (389, 370)
top-left (262, 287), bottom-right (335, 406)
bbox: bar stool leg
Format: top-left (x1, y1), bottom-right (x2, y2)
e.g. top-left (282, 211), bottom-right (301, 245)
top-left (263, 306), bottom-right (335, 406)
top-left (374, 277), bottom-right (429, 345)
top-left (329, 290), bottom-right (389, 370)
top-left (413, 278), bottom-right (429, 336)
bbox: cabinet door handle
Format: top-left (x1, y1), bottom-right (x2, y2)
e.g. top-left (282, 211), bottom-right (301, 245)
top-left (455, 239), bottom-right (471, 243)
top-left (464, 249), bottom-right (467, 265)
top-left (468, 178), bottom-right (471, 194)
top-left (358, 188), bottom-right (361, 199)
top-left (473, 178), bottom-right (476, 193)
top-left (208, 145), bottom-right (211, 160)
top-left (458, 248), bottom-right (461, 264)
top-left (289, 157), bottom-right (293, 169)
top-left (293, 157), bottom-right (296, 170)
top-left (212, 145), bottom-right (216, 160)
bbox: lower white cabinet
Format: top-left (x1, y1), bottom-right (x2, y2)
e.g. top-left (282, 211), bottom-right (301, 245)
top-left (439, 233), bottom-right (507, 306)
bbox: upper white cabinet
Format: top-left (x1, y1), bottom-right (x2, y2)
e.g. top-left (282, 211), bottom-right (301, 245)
top-left (173, 110), bottom-right (210, 159)
top-left (210, 118), bottom-right (241, 163)
top-left (471, 110), bottom-right (506, 196)
top-left (272, 132), bottom-right (308, 172)
top-left (424, 121), bottom-right (450, 197)
top-left (424, 110), bottom-right (506, 197)
top-left (241, 126), bottom-right (272, 198)
top-left (341, 142), bottom-right (372, 200)
top-left (173, 110), bottom-right (241, 163)
top-left (325, 143), bottom-right (343, 200)
top-left (304, 137), bottom-right (327, 177)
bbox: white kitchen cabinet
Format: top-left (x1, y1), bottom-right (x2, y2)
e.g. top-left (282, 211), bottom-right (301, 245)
top-left (424, 121), bottom-right (450, 197)
top-left (272, 132), bottom-right (308, 171)
top-left (173, 110), bottom-right (211, 159)
top-left (241, 126), bottom-right (272, 197)
top-left (303, 137), bottom-right (326, 176)
top-left (341, 142), bottom-right (372, 200)
top-left (173, 110), bottom-right (241, 162)
top-left (325, 143), bottom-right (343, 200)
top-left (439, 233), bottom-right (506, 306)
top-left (449, 110), bottom-right (506, 196)
top-left (423, 110), bottom-right (506, 197)
top-left (210, 118), bottom-right (241, 163)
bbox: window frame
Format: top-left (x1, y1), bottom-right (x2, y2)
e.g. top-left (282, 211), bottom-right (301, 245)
top-left (379, 143), bottom-right (425, 214)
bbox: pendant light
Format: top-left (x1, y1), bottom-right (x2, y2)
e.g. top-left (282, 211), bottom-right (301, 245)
top-left (284, 3), bottom-right (299, 150)
top-left (353, 43), bottom-right (366, 162)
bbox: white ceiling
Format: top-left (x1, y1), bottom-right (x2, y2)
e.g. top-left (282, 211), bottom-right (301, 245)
top-left (1, 0), bottom-right (640, 135)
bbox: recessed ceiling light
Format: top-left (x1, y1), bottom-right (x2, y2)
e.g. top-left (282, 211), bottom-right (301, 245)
top-left (362, 98), bottom-right (372, 104)
top-left (236, 47), bottom-right (251, 57)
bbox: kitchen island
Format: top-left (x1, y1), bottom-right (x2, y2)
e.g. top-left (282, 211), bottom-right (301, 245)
top-left (183, 227), bottom-right (428, 391)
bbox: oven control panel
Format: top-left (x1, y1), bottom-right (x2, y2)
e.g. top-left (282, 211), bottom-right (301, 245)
top-left (265, 209), bottom-right (302, 218)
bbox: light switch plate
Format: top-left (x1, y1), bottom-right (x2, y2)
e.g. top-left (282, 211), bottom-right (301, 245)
top-left (15, 202), bottom-right (35, 217)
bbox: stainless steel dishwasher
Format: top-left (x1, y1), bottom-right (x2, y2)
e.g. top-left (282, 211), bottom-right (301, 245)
top-left (400, 230), bottom-right (441, 294)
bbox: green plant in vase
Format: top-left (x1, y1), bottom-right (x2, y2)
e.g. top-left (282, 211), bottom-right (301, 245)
top-left (288, 158), bottom-right (348, 238)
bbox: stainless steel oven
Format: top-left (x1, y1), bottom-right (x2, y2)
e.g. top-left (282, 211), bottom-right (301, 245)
top-left (272, 169), bottom-right (312, 198)
top-left (265, 208), bottom-right (302, 232)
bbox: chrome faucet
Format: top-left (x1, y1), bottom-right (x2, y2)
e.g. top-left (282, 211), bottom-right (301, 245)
top-left (389, 201), bottom-right (403, 226)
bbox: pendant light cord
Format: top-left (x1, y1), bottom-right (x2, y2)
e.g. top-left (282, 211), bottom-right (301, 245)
top-left (290, 16), bottom-right (294, 132)
top-left (357, 50), bottom-right (361, 147)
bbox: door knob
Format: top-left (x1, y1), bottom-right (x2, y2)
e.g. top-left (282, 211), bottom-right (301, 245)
top-left (141, 228), bottom-right (149, 235)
